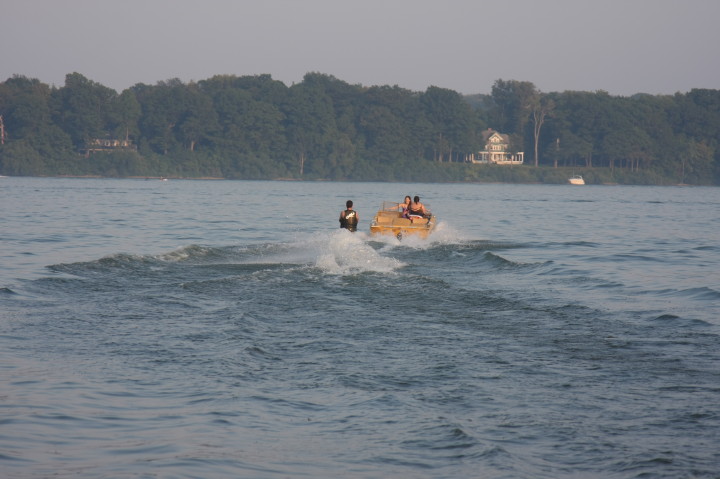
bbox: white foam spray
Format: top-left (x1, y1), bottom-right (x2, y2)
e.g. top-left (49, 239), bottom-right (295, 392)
top-left (314, 229), bottom-right (405, 275)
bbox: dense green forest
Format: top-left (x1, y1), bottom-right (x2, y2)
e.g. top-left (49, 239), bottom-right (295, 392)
top-left (1, 72), bottom-right (718, 185)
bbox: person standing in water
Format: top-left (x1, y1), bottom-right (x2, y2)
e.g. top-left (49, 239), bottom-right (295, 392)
top-left (339, 200), bottom-right (359, 232)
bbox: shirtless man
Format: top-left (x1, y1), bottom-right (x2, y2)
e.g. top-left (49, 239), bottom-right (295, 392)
top-left (407, 196), bottom-right (429, 217)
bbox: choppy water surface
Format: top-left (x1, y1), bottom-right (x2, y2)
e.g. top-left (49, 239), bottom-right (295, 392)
top-left (1, 177), bottom-right (719, 478)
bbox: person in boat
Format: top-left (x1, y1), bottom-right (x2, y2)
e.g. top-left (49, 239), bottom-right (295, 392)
top-left (400, 195), bottom-right (412, 216)
top-left (407, 196), bottom-right (429, 219)
top-left (385, 196), bottom-right (411, 215)
top-left (339, 200), bottom-right (359, 232)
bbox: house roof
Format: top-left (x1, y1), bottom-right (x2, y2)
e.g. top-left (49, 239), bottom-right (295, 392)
top-left (481, 129), bottom-right (509, 143)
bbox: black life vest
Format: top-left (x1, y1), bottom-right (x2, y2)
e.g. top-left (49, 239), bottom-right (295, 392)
top-left (340, 209), bottom-right (358, 231)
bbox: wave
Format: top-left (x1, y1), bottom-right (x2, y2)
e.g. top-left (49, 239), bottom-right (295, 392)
top-left (546, 240), bottom-right (601, 248)
top-left (161, 231), bottom-right (407, 277)
top-left (313, 230), bottom-right (405, 275)
top-left (47, 230), bottom-right (408, 279)
top-left (603, 253), bottom-right (667, 263)
top-left (651, 314), bottom-right (712, 327)
top-left (481, 251), bottom-right (531, 269)
top-left (656, 286), bottom-right (720, 301)
top-left (42, 227), bottom-right (540, 287)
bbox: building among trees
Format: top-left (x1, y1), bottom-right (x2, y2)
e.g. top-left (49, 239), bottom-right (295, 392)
top-left (82, 138), bottom-right (136, 156)
top-left (468, 129), bottom-right (524, 164)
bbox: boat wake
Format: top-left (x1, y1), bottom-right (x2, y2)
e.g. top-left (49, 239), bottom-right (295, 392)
top-left (313, 230), bottom-right (404, 275)
top-left (43, 224), bottom-right (507, 287)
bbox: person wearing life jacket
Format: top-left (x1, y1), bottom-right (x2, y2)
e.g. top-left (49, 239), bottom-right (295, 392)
top-left (339, 200), bottom-right (359, 232)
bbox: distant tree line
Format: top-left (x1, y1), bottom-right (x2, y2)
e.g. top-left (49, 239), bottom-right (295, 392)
top-left (0, 72), bottom-right (718, 185)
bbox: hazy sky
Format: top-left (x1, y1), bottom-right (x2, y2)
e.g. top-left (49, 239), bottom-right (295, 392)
top-left (2, 0), bottom-right (718, 96)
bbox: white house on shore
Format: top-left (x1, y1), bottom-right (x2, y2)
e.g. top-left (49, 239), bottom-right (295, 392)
top-left (82, 138), bottom-right (136, 157)
top-left (467, 129), bottom-right (524, 165)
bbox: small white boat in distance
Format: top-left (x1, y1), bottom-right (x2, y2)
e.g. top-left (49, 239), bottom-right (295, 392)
top-left (568, 175), bottom-right (585, 185)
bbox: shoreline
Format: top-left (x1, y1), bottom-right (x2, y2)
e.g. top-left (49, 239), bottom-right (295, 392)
top-left (0, 175), bottom-right (709, 187)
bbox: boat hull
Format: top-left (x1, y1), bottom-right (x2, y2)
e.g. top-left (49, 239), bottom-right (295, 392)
top-left (370, 210), bottom-right (436, 239)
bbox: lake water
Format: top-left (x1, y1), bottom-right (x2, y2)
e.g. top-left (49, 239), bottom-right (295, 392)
top-left (1, 177), bottom-right (719, 478)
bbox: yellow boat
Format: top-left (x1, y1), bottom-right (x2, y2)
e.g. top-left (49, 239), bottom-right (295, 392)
top-left (369, 201), bottom-right (437, 240)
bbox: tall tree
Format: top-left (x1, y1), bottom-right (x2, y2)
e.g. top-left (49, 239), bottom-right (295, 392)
top-left (420, 86), bottom-right (478, 162)
top-left (135, 79), bottom-right (187, 154)
top-left (0, 75), bottom-right (73, 164)
top-left (283, 78), bottom-right (338, 177)
top-left (52, 72), bottom-right (117, 146)
top-left (679, 139), bottom-right (715, 185)
top-left (175, 83), bottom-right (218, 152)
top-left (109, 89), bottom-right (141, 141)
top-left (530, 95), bottom-right (555, 167)
top-left (490, 79), bottom-right (537, 136)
